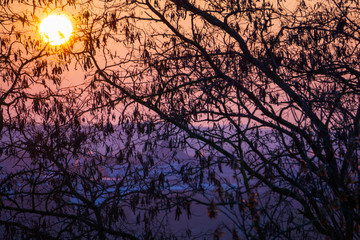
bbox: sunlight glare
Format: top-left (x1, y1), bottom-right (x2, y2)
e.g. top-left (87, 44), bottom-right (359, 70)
top-left (39, 14), bottom-right (73, 45)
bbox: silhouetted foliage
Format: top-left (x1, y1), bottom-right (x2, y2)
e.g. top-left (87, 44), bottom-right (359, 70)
top-left (1, 0), bottom-right (360, 239)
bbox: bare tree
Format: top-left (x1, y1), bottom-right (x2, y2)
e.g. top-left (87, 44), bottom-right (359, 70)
top-left (1, 0), bottom-right (360, 239)
top-left (80, 0), bottom-right (360, 239)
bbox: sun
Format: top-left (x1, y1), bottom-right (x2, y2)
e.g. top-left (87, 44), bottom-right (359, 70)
top-left (39, 14), bottom-right (73, 45)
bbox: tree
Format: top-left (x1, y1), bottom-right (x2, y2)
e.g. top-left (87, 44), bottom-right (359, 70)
top-left (1, 3), bottom-right (213, 239)
top-left (0, 2), bottom-right (145, 239)
top-left (1, 0), bottom-right (360, 239)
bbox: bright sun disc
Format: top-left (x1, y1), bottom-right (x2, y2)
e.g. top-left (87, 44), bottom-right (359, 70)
top-left (39, 14), bottom-right (72, 45)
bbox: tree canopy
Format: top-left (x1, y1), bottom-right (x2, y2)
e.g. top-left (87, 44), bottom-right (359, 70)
top-left (1, 0), bottom-right (360, 239)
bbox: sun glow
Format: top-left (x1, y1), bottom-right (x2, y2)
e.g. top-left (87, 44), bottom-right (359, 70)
top-left (39, 14), bottom-right (73, 45)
